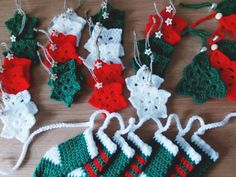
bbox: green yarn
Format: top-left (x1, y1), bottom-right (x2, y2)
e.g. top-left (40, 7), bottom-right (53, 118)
top-left (92, 3), bottom-right (125, 29)
top-left (5, 11), bottom-right (39, 39)
top-left (48, 60), bottom-right (81, 107)
top-left (216, 0), bottom-right (236, 16)
top-left (180, 2), bottom-right (213, 9)
top-left (131, 52), bottom-right (170, 77)
top-left (176, 51), bottom-right (227, 103)
top-left (218, 40), bottom-right (236, 61)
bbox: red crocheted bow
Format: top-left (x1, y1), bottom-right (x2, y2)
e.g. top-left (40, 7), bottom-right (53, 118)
top-left (145, 6), bottom-right (188, 45)
top-left (0, 56), bottom-right (31, 94)
top-left (45, 32), bottom-right (82, 68)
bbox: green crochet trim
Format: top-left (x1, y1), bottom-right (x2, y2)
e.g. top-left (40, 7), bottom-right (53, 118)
top-left (48, 60), bottom-right (81, 107)
top-left (218, 40), bottom-right (236, 61)
top-left (131, 51), bottom-right (170, 77)
top-left (5, 11), bottom-right (39, 39)
top-left (176, 51), bottom-right (227, 103)
top-left (92, 3), bottom-right (125, 29)
top-left (216, 0), bottom-right (236, 16)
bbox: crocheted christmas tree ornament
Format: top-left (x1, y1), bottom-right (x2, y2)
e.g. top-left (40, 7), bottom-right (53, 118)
top-left (87, 59), bottom-right (124, 87)
top-left (176, 51), bottom-right (227, 103)
top-left (92, 3), bottom-right (125, 29)
top-left (34, 129), bottom-right (99, 177)
top-left (209, 49), bottom-right (236, 100)
top-left (88, 82), bottom-right (128, 113)
top-left (101, 133), bottom-right (135, 177)
top-left (168, 136), bottom-right (202, 177)
top-left (123, 132), bottom-right (152, 177)
top-left (218, 40), bottom-right (236, 61)
top-left (0, 90), bottom-right (38, 143)
top-left (5, 11), bottom-right (39, 39)
top-left (45, 32), bottom-right (82, 67)
top-left (188, 135), bottom-right (219, 177)
top-left (48, 60), bottom-right (81, 107)
top-left (0, 55), bottom-right (31, 94)
top-left (140, 133), bottom-right (179, 177)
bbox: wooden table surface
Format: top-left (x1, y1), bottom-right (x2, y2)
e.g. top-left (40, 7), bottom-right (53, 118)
top-left (0, 0), bottom-right (236, 176)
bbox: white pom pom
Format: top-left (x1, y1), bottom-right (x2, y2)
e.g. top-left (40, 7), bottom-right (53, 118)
top-left (215, 13), bottom-right (223, 20)
top-left (211, 44), bottom-right (218, 51)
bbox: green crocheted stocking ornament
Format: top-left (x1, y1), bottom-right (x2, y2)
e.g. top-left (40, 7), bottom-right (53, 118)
top-left (188, 135), bottom-right (219, 177)
top-left (140, 134), bottom-right (179, 177)
top-left (92, 3), bottom-right (125, 29)
top-left (176, 51), bottom-right (227, 103)
top-left (218, 40), bottom-right (236, 61)
top-left (5, 11), bottom-right (39, 39)
top-left (48, 60), bottom-right (82, 107)
top-left (33, 129), bottom-right (98, 177)
top-left (131, 51), bottom-right (170, 77)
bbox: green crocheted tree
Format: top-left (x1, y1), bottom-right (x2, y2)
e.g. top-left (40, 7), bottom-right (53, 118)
top-left (92, 3), bottom-right (125, 29)
top-left (5, 11), bottom-right (39, 39)
top-left (218, 40), bottom-right (236, 61)
top-left (176, 51), bottom-right (227, 103)
top-left (48, 60), bottom-right (81, 107)
top-left (216, 0), bottom-right (236, 16)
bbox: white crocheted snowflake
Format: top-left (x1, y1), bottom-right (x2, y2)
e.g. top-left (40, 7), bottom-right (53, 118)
top-left (48, 9), bottom-right (86, 46)
top-left (0, 90), bottom-right (38, 142)
top-left (126, 65), bottom-right (171, 121)
top-left (84, 26), bottom-right (124, 69)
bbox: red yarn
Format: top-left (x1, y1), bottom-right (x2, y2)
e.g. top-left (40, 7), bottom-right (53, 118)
top-left (210, 50), bottom-right (236, 100)
top-left (88, 83), bottom-right (128, 113)
top-left (45, 33), bottom-right (82, 67)
top-left (0, 56), bottom-right (31, 94)
top-left (192, 12), bottom-right (216, 28)
top-left (207, 29), bottom-right (224, 46)
top-left (87, 59), bottom-right (124, 87)
top-left (219, 14), bottom-right (236, 38)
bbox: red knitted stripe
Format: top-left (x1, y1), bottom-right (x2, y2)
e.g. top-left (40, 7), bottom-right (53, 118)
top-left (100, 150), bottom-right (109, 163)
top-left (175, 164), bottom-right (187, 177)
top-left (130, 164), bottom-right (142, 174)
top-left (178, 154), bottom-right (193, 171)
top-left (135, 154), bottom-right (146, 165)
top-left (84, 163), bottom-right (98, 177)
top-left (124, 171), bottom-right (134, 177)
top-left (93, 158), bottom-right (103, 172)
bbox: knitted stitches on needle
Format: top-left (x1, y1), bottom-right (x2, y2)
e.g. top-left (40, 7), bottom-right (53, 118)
top-left (48, 60), bottom-right (81, 107)
top-left (176, 51), bottom-right (227, 103)
top-left (126, 65), bottom-right (170, 121)
top-left (0, 90), bottom-right (38, 143)
top-left (0, 54), bottom-right (31, 94)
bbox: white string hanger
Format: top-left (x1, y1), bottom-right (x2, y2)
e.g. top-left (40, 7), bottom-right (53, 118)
top-left (14, 0), bottom-right (26, 36)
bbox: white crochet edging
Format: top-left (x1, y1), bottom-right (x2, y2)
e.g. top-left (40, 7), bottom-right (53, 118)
top-left (67, 167), bottom-right (85, 177)
top-left (154, 133), bottom-right (178, 156)
top-left (175, 136), bottom-right (201, 164)
top-left (43, 146), bottom-right (61, 165)
top-left (96, 129), bottom-right (117, 155)
top-left (127, 132), bottom-right (152, 157)
top-left (83, 129), bottom-right (98, 159)
top-left (191, 134), bottom-right (219, 162)
top-left (113, 133), bottom-right (135, 159)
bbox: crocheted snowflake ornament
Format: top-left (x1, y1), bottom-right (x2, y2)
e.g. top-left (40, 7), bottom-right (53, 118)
top-left (5, 10), bottom-right (39, 39)
top-left (0, 90), bottom-right (38, 143)
top-left (84, 27), bottom-right (124, 69)
top-left (88, 82), bottom-right (128, 113)
top-left (45, 32), bottom-right (82, 67)
top-left (0, 54), bottom-right (31, 94)
top-left (87, 59), bottom-right (124, 87)
top-left (91, 3), bottom-right (125, 29)
top-left (48, 8), bottom-right (86, 46)
top-left (176, 51), bottom-right (227, 103)
top-left (126, 65), bottom-right (170, 120)
top-left (48, 60), bottom-right (81, 107)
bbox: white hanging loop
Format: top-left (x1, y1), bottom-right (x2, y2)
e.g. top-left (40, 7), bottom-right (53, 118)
top-left (34, 28), bottom-right (53, 43)
top-left (37, 42), bottom-right (57, 67)
top-left (195, 112), bottom-right (236, 135)
top-left (84, 10), bottom-right (94, 37)
top-left (169, 0), bottom-right (176, 16)
top-left (14, 0), bottom-right (26, 36)
top-left (133, 31), bottom-right (142, 68)
top-left (64, 0), bottom-right (68, 11)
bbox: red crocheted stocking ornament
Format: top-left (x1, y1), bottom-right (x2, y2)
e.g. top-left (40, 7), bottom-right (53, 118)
top-left (1, 56), bottom-right (31, 94)
top-left (219, 14), bottom-right (236, 38)
top-left (45, 33), bottom-right (82, 67)
top-left (87, 59), bottom-right (124, 87)
top-left (88, 83), bottom-right (128, 113)
top-left (210, 49), bottom-right (236, 100)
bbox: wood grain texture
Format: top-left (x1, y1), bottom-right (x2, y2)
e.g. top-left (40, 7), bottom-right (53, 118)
top-left (0, 0), bottom-right (236, 176)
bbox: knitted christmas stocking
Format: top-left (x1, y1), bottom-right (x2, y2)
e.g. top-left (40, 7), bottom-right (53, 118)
top-left (123, 132), bottom-right (153, 177)
top-left (139, 133), bottom-right (179, 177)
top-left (168, 136), bottom-right (202, 177)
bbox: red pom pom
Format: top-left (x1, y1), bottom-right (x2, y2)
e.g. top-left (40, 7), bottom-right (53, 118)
top-left (0, 56), bottom-right (31, 94)
top-left (45, 33), bottom-right (82, 67)
top-left (219, 14), bottom-right (236, 38)
top-left (87, 59), bottom-right (124, 87)
top-left (210, 50), bottom-right (236, 100)
top-left (88, 83), bottom-right (128, 113)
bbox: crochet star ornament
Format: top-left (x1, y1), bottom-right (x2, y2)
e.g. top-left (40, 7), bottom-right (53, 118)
top-left (48, 60), bottom-right (81, 107)
top-left (0, 90), bottom-right (38, 143)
